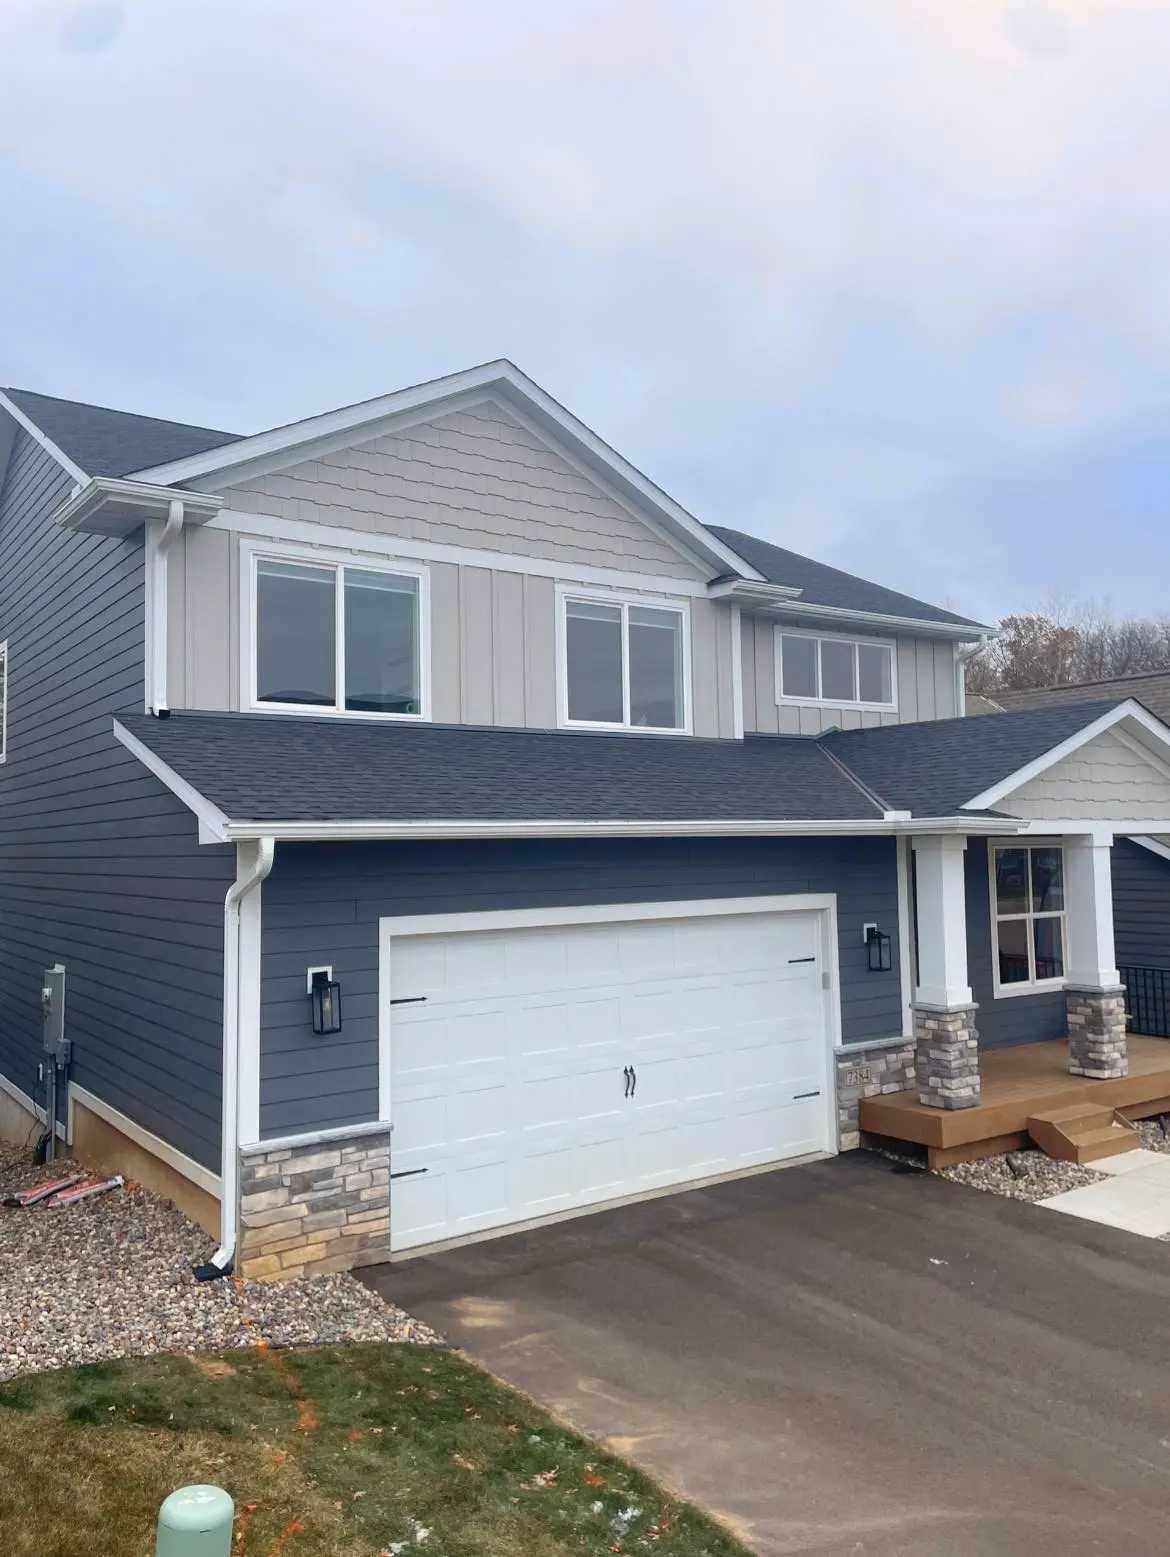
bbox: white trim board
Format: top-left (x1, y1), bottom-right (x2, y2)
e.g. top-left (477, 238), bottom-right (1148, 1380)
top-left (112, 718), bottom-right (232, 842)
top-left (125, 361), bottom-right (763, 583)
top-left (0, 1069), bottom-right (66, 1141)
top-left (68, 1085), bottom-right (222, 1198)
top-left (0, 389), bottom-right (88, 485)
top-left (209, 509), bottom-right (716, 599)
top-left (1131, 835), bottom-right (1170, 865)
top-left (963, 701), bottom-right (1170, 812)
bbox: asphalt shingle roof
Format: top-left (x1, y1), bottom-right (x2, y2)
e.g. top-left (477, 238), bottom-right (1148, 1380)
top-left (821, 699), bottom-right (1126, 816)
top-left (706, 525), bottom-right (987, 631)
top-left (993, 673), bottom-right (1170, 728)
top-left (118, 712), bottom-right (884, 825)
top-left (3, 388), bottom-right (241, 478)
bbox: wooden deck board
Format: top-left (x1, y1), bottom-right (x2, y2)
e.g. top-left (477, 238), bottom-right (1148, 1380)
top-left (860, 1036), bottom-right (1170, 1153)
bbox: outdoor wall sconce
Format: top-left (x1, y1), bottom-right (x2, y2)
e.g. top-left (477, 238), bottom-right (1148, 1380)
top-left (864, 925), bottom-right (892, 973)
top-left (307, 966), bottom-right (343, 1035)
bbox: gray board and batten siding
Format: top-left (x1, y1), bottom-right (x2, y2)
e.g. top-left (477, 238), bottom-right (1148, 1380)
top-left (171, 400), bottom-right (741, 737)
top-left (741, 616), bottom-right (961, 735)
top-left (258, 835), bottom-right (904, 1140)
top-left (0, 428), bottom-right (234, 1171)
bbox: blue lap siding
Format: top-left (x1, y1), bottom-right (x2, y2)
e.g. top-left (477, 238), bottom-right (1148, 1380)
top-left (0, 431), bottom-right (234, 1171)
top-left (258, 835), bottom-right (904, 1139)
top-left (1112, 839), bottom-right (1170, 973)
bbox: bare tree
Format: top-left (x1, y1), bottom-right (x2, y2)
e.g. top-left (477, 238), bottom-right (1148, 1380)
top-left (968, 602), bottom-right (1170, 694)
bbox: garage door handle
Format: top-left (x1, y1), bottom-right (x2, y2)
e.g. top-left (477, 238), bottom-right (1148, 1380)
top-left (389, 996), bottom-right (428, 1006)
top-left (794, 1090), bottom-right (821, 1100)
top-left (788, 956), bottom-right (816, 964)
top-left (630, 1066), bottom-right (637, 1097)
top-left (623, 1066), bottom-right (632, 1097)
top-left (390, 1167), bottom-right (429, 1180)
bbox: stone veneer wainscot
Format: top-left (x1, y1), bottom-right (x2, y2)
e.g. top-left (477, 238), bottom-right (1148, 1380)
top-left (237, 1128), bottom-right (391, 1281)
top-left (835, 1041), bottom-right (917, 1150)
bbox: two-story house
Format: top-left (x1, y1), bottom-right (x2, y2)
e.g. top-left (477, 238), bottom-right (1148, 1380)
top-left (5, 361), bottom-right (1170, 1281)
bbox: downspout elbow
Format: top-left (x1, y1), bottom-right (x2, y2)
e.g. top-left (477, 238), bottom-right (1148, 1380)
top-left (196, 837), bottom-right (275, 1281)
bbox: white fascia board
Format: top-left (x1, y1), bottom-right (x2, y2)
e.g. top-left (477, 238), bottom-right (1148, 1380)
top-left (54, 478), bottom-right (224, 536)
top-left (732, 590), bottom-right (988, 642)
top-left (224, 814), bottom-right (1021, 843)
top-left (708, 578), bottom-right (803, 604)
top-left (112, 719), bottom-right (232, 841)
top-left (962, 700), bottom-right (1170, 812)
top-left (0, 389), bottom-right (88, 485)
top-left (1131, 835), bottom-right (1170, 864)
top-left (125, 360), bottom-right (764, 582)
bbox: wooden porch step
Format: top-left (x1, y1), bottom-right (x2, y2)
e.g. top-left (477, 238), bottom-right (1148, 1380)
top-left (1027, 1104), bottom-right (1139, 1164)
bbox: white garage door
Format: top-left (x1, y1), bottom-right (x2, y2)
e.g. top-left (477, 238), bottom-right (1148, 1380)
top-left (386, 900), bottom-right (835, 1253)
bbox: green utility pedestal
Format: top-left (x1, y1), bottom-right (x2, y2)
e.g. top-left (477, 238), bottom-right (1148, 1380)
top-left (155, 1485), bottom-right (234, 1556)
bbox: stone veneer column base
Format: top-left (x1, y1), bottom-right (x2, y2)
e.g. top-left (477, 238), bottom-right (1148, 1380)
top-left (835, 1042), bottom-right (917, 1150)
top-left (238, 1128), bottom-right (391, 1281)
top-left (1067, 986), bottom-right (1129, 1079)
top-left (915, 1004), bottom-right (980, 1110)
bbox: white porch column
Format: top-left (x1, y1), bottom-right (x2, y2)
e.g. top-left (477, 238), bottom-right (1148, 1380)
top-left (911, 836), bottom-right (980, 1109)
top-left (1063, 832), bottom-right (1128, 1078)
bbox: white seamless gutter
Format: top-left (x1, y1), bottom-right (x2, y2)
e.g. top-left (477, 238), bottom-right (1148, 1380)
top-left (220, 816), bottom-right (1026, 843)
top-left (203, 837), bottom-right (275, 1277)
top-left (708, 579), bottom-right (989, 643)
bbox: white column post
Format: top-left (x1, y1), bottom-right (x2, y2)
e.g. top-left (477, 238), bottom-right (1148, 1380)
top-left (912, 835), bottom-right (972, 1009)
top-left (910, 835), bottom-right (980, 1109)
top-left (1063, 831), bottom-right (1128, 1078)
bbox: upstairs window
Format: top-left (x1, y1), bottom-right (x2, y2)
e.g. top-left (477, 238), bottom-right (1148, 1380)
top-left (991, 844), bottom-right (1066, 994)
top-left (0, 640), bottom-right (6, 762)
top-left (253, 556), bottom-right (426, 717)
top-left (776, 630), bottom-right (896, 710)
top-left (560, 592), bottom-right (688, 731)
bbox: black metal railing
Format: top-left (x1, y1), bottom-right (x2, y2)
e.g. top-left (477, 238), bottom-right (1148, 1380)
top-left (1118, 965), bottom-right (1170, 1039)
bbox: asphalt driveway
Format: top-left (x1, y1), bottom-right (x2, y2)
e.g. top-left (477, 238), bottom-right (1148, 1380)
top-left (363, 1153), bottom-right (1170, 1556)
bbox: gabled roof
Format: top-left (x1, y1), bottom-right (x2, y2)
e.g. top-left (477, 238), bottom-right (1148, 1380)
top-left (113, 711), bottom-right (885, 839)
top-left (821, 699), bottom-right (1128, 815)
top-left (1, 387), bottom-right (240, 478)
top-left (992, 671), bottom-right (1170, 728)
top-left (707, 525), bottom-right (988, 632)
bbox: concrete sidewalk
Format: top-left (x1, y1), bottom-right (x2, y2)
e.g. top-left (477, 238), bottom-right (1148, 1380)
top-left (364, 1152), bottom-right (1170, 1557)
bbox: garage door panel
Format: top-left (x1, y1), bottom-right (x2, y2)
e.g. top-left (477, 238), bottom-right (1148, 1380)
top-left (388, 905), bottom-right (834, 1252)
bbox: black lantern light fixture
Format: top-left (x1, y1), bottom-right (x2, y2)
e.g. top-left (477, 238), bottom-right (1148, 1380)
top-left (865, 924), bottom-right (892, 973)
top-left (308, 966), bottom-right (343, 1035)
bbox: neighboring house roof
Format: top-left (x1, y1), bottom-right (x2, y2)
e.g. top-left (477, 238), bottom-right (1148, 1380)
top-left (706, 525), bottom-right (987, 632)
top-left (114, 712), bottom-right (885, 831)
top-left (992, 672), bottom-right (1170, 728)
top-left (0, 387), bottom-right (241, 478)
top-left (821, 700), bottom-right (1127, 816)
top-left (964, 694), bottom-right (1005, 716)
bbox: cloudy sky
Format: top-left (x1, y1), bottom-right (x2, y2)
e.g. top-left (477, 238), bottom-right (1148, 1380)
top-left (2, 0), bottom-right (1169, 623)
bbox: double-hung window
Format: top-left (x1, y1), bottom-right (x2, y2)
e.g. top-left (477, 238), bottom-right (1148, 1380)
top-left (776, 630), bottom-right (896, 710)
top-left (252, 555), bottom-right (427, 717)
top-left (991, 843), bottom-right (1066, 994)
top-left (561, 592), bottom-right (688, 731)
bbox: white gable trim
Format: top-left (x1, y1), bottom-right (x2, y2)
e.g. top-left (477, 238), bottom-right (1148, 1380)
top-left (126, 361), bottom-right (764, 583)
top-left (0, 389), bottom-right (88, 485)
top-left (113, 718), bottom-right (232, 842)
top-left (961, 701), bottom-right (1170, 812)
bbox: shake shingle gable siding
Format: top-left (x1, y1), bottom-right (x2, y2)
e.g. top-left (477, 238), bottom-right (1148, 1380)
top-left (706, 524), bottom-right (987, 630)
top-left (116, 712), bottom-right (884, 824)
top-left (821, 700), bottom-right (1126, 816)
top-left (3, 388), bottom-right (241, 478)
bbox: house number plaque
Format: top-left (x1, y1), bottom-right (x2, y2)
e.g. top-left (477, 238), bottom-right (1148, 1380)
top-left (843, 1065), bottom-right (874, 1086)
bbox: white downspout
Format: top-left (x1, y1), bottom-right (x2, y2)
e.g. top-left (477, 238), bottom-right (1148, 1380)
top-left (954, 634), bottom-right (989, 717)
top-left (150, 498), bottom-right (184, 715)
top-left (199, 836), bottom-right (275, 1278)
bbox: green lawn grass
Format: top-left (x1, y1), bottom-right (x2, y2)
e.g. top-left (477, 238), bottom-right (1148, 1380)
top-left (0, 1343), bottom-right (751, 1557)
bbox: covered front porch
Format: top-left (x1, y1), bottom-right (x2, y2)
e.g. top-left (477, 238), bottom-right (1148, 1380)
top-left (861, 1035), bottom-right (1170, 1168)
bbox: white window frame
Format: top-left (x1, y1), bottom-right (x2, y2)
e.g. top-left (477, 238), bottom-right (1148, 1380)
top-left (989, 839), bottom-right (1068, 999)
top-left (555, 584), bottom-right (693, 734)
top-left (0, 639), bottom-right (7, 763)
top-left (242, 539), bottom-right (431, 721)
top-left (774, 627), bottom-right (898, 713)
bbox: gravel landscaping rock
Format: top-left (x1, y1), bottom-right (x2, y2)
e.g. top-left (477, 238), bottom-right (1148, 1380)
top-left (0, 1143), bottom-right (440, 1381)
top-left (1138, 1119), bottom-right (1170, 1154)
top-left (938, 1148), bottom-right (1102, 1202)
